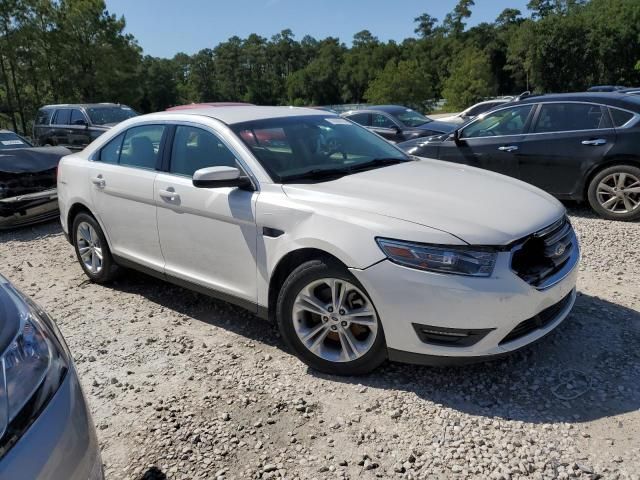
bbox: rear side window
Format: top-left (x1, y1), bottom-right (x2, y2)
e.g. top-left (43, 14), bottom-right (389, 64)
top-left (52, 109), bottom-right (71, 125)
top-left (170, 126), bottom-right (237, 177)
top-left (119, 125), bottom-right (165, 170)
top-left (609, 108), bottom-right (635, 127)
top-left (35, 109), bottom-right (52, 125)
top-left (99, 133), bottom-right (125, 164)
top-left (532, 103), bottom-right (609, 133)
top-left (70, 109), bottom-right (86, 125)
top-left (346, 113), bottom-right (370, 126)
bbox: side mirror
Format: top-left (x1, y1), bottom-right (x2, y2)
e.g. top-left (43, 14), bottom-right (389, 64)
top-left (192, 166), bottom-right (253, 189)
top-left (449, 129), bottom-right (460, 143)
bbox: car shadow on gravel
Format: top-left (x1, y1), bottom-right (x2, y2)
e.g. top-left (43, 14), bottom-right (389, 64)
top-left (564, 201), bottom-right (640, 222)
top-left (104, 268), bottom-right (639, 425)
top-left (0, 218), bottom-right (63, 243)
top-left (318, 291), bottom-right (640, 425)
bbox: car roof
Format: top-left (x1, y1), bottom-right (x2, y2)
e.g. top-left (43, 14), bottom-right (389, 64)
top-left (512, 92), bottom-right (640, 112)
top-left (39, 103), bottom-right (128, 109)
top-left (166, 102), bottom-right (253, 111)
top-left (141, 105), bottom-right (332, 125)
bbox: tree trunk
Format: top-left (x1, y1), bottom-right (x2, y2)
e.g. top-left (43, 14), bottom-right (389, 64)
top-left (0, 53), bottom-right (18, 132)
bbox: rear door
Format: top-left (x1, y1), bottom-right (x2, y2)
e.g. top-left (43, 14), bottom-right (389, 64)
top-left (517, 102), bottom-right (616, 196)
top-left (439, 104), bottom-right (535, 178)
top-left (154, 123), bottom-right (258, 306)
top-left (88, 124), bottom-right (167, 271)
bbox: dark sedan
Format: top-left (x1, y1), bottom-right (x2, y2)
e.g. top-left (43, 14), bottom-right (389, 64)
top-left (399, 92), bottom-right (640, 221)
top-left (341, 105), bottom-right (457, 143)
top-left (0, 130), bottom-right (70, 229)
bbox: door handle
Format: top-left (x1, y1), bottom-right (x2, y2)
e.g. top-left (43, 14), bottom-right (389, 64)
top-left (581, 138), bottom-right (607, 146)
top-left (158, 188), bottom-right (179, 202)
top-left (90, 175), bottom-right (105, 188)
top-left (498, 145), bottom-right (518, 152)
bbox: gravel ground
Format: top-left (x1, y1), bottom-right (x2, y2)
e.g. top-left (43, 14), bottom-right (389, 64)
top-left (1, 205), bottom-right (639, 480)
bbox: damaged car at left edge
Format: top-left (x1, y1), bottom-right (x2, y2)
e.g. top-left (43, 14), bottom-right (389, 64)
top-left (0, 129), bottom-right (70, 229)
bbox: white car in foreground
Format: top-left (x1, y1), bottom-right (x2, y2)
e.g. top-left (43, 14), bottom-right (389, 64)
top-left (57, 106), bottom-right (579, 375)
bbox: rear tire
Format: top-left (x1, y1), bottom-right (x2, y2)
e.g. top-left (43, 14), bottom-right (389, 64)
top-left (276, 259), bottom-right (387, 375)
top-left (587, 164), bottom-right (640, 221)
top-left (72, 212), bottom-right (120, 283)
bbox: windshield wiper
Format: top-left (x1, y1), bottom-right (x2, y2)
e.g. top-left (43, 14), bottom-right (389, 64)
top-left (347, 157), bottom-right (411, 173)
top-left (281, 168), bottom-right (351, 183)
top-left (281, 158), bottom-right (409, 183)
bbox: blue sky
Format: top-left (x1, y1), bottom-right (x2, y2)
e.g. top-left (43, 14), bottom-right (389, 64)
top-left (104, 0), bottom-right (530, 58)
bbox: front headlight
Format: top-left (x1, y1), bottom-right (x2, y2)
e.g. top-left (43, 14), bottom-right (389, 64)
top-left (376, 238), bottom-right (497, 277)
top-left (0, 282), bottom-right (68, 456)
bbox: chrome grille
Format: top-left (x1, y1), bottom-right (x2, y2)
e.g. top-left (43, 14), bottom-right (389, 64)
top-left (511, 216), bottom-right (576, 288)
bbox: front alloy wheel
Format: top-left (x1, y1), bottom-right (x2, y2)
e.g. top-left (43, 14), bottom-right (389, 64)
top-left (277, 259), bottom-right (387, 375)
top-left (293, 278), bottom-right (378, 363)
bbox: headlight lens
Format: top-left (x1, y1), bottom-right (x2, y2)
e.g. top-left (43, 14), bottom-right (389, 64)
top-left (376, 238), bottom-right (497, 277)
top-left (0, 283), bottom-right (68, 453)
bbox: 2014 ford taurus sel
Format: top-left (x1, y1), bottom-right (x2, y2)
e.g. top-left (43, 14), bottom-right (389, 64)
top-left (57, 106), bottom-right (579, 375)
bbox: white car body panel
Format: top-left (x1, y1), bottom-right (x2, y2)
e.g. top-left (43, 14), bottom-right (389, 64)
top-left (57, 106), bottom-right (579, 365)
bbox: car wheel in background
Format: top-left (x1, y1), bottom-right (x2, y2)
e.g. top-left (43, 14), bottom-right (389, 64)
top-left (588, 164), bottom-right (640, 221)
top-left (276, 259), bottom-right (387, 375)
top-left (72, 212), bottom-right (120, 282)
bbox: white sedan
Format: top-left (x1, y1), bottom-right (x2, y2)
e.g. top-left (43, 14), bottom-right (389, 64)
top-left (57, 106), bottom-right (579, 375)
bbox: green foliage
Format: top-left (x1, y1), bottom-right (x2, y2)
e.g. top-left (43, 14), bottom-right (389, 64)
top-left (1, 0), bottom-right (640, 134)
top-left (365, 59), bottom-right (434, 110)
top-left (442, 47), bottom-right (496, 110)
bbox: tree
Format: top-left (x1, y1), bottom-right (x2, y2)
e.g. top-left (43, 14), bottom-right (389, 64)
top-left (414, 13), bottom-right (438, 39)
top-left (442, 47), bottom-right (496, 110)
top-left (443, 0), bottom-right (475, 36)
top-left (496, 8), bottom-right (523, 27)
top-left (364, 59), bottom-right (434, 110)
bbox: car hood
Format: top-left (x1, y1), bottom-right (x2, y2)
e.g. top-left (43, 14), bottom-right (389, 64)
top-left (281, 159), bottom-right (564, 245)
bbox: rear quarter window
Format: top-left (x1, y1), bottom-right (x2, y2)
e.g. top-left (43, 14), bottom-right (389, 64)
top-left (609, 108), bottom-right (635, 127)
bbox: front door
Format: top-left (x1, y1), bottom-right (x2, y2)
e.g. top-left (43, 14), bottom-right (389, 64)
top-left (442, 104), bottom-right (536, 178)
top-left (155, 124), bottom-right (258, 308)
top-left (370, 113), bottom-right (403, 142)
top-left (88, 124), bottom-right (167, 271)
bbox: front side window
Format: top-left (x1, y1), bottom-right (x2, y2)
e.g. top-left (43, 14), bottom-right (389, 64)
top-left (170, 126), bottom-right (237, 177)
top-left (609, 107), bottom-right (635, 127)
top-left (391, 109), bottom-right (431, 127)
top-left (533, 103), bottom-right (608, 133)
top-left (372, 114), bottom-right (396, 129)
top-left (232, 115), bottom-right (408, 182)
top-left (119, 125), bottom-right (165, 170)
top-left (462, 105), bottom-right (533, 138)
top-left (70, 109), bottom-right (87, 125)
top-left (86, 106), bottom-right (137, 126)
top-left (53, 109), bottom-right (71, 125)
top-left (35, 109), bottom-right (52, 125)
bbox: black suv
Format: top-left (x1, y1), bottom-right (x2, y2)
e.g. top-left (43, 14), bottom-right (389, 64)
top-left (33, 103), bottom-right (137, 150)
top-left (399, 92), bottom-right (640, 221)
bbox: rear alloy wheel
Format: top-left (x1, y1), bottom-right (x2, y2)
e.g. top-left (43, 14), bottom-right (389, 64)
top-left (277, 259), bottom-right (386, 375)
top-left (588, 165), bottom-right (640, 221)
top-left (72, 212), bottom-right (120, 283)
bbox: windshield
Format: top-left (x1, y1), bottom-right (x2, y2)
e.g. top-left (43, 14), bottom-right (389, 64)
top-left (86, 106), bottom-right (137, 126)
top-left (391, 109), bottom-right (432, 127)
top-left (232, 115), bottom-right (409, 182)
top-left (0, 132), bottom-right (32, 149)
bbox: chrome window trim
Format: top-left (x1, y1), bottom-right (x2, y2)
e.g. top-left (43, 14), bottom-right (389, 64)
top-left (459, 100), bottom-right (639, 140)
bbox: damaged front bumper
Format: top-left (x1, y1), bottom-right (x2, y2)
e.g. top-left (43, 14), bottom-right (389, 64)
top-left (0, 188), bottom-right (59, 229)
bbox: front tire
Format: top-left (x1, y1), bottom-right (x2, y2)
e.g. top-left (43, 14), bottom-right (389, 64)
top-left (276, 259), bottom-right (387, 375)
top-left (587, 164), bottom-right (640, 221)
top-left (72, 212), bottom-right (120, 283)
